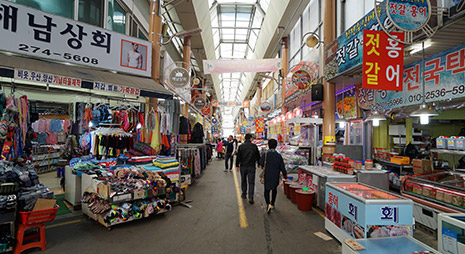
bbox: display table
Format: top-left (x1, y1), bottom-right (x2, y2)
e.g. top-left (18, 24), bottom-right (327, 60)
top-left (438, 213), bottom-right (465, 254)
top-left (298, 166), bottom-right (356, 210)
top-left (325, 183), bottom-right (413, 242)
top-left (341, 236), bottom-right (439, 253)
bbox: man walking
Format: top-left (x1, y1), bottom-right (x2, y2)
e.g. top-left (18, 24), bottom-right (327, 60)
top-left (235, 133), bottom-right (260, 204)
top-left (224, 135), bottom-right (235, 172)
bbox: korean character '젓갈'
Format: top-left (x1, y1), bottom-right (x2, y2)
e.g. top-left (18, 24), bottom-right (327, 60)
top-left (91, 30), bottom-right (111, 53)
top-left (404, 64), bottom-right (420, 90)
top-left (27, 13), bottom-right (57, 43)
top-left (446, 48), bottom-right (465, 75)
top-left (389, 3), bottom-right (398, 15)
top-left (425, 58), bottom-right (445, 85)
top-left (60, 23), bottom-right (88, 49)
top-left (0, 4), bottom-right (18, 32)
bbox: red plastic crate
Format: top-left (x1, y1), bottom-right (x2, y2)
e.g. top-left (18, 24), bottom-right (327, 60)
top-left (18, 205), bottom-right (59, 225)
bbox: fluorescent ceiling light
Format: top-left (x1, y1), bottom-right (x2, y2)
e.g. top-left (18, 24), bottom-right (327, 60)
top-left (410, 41), bottom-right (432, 55)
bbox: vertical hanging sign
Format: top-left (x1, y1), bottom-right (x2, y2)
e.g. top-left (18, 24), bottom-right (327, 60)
top-left (363, 30), bottom-right (404, 91)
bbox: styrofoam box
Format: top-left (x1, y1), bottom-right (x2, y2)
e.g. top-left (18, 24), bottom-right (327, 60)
top-left (393, 137), bottom-right (406, 144)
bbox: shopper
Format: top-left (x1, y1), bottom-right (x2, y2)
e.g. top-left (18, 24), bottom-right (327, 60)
top-left (224, 135), bottom-right (235, 172)
top-left (259, 139), bottom-right (287, 214)
top-left (236, 133), bottom-right (260, 204)
top-left (216, 138), bottom-right (224, 159)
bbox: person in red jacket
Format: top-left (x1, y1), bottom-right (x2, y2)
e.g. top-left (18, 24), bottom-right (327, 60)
top-left (216, 138), bottom-right (224, 159)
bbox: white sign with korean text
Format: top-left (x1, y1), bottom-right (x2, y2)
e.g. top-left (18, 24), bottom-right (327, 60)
top-left (0, 0), bottom-right (152, 77)
top-left (15, 68), bottom-right (82, 88)
top-left (93, 82), bottom-right (141, 97)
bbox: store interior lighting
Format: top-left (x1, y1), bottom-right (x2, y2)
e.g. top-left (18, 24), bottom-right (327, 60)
top-left (367, 111), bottom-right (386, 127)
top-left (409, 41), bottom-right (432, 55)
top-left (409, 42), bottom-right (439, 124)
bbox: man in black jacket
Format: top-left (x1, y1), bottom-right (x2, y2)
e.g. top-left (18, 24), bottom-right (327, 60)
top-left (235, 133), bottom-right (260, 204)
top-left (224, 135), bottom-right (235, 172)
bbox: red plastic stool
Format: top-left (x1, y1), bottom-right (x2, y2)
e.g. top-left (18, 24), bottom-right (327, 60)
top-left (15, 206), bottom-right (59, 254)
top-left (14, 223), bottom-right (47, 254)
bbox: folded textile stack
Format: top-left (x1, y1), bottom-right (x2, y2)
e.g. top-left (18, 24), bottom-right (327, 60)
top-left (133, 142), bottom-right (157, 156)
top-left (146, 156), bottom-right (180, 182)
top-left (127, 156), bottom-right (159, 166)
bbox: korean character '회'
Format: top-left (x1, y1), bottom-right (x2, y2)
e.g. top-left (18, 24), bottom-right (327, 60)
top-left (365, 33), bottom-right (380, 56)
top-left (0, 4), bottom-right (18, 32)
top-left (91, 30), bottom-right (111, 53)
top-left (425, 58), bottom-right (444, 85)
top-left (27, 14), bottom-right (57, 43)
top-left (60, 24), bottom-right (88, 49)
top-left (404, 64), bottom-right (420, 90)
top-left (387, 65), bottom-right (401, 88)
top-left (446, 48), bottom-right (465, 75)
top-left (365, 62), bottom-right (380, 85)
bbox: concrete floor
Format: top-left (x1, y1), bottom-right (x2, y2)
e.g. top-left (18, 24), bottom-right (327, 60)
top-left (31, 159), bottom-right (437, 254)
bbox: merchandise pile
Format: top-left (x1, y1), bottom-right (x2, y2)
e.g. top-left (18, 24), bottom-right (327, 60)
top-left (145, 156), bottom-right (180, 182)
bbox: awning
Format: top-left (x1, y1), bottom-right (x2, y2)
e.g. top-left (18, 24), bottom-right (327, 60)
top-left (0, 54), bottom-right (173, 99)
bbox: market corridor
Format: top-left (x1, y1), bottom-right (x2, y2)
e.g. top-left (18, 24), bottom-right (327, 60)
top-left (42, 159), bottom-right (340, 254)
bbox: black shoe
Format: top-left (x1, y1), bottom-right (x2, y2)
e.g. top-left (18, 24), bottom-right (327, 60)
top-left (249, 198), bottom-right (254, 204)
top-left (241, 194), bottom-right (246, 199)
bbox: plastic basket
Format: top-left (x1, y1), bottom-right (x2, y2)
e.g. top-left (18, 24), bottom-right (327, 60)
top-left (18, 205), bottom-right (59, 225)
top-left (0, 243), bottom-right (7, 252)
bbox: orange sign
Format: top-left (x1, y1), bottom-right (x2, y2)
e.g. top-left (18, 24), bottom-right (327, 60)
top-left (242, 100), bottom-right (250, 108)
top-left (211, 99), bottom-right (218, 107)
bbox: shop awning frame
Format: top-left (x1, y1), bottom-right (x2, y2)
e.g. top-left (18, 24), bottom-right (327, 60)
top-left (0, 54), bottom-right (173, 99)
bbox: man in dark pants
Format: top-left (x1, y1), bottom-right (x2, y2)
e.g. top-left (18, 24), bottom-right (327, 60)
top-left (224, 135), bottom-right (235, 172)
top-left (235, 133), bottom-right (260, 204)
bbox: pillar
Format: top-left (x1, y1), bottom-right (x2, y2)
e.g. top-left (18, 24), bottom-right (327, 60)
top-left (322, 0), bottom-right (336, 154)
top-left (148, 0), bottom-right (162, 143)
top-left (406, 118), bottom-right (413, 144)
top-left (182, 36), bottom-right (191, 117)
top-left (281, 37), bottom-right (289, 142)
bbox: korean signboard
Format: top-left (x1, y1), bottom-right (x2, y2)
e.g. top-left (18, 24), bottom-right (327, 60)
top-left (168, 67), bottom-right (190, 88)
top-left (325, 9), bottom-right (389, 80)
top-left (292, 70), bottom-right (312, 90)
top-left (217, 101), bottom-right (250, 108)
top-left (284, 61), bottom-right (318, 105)
top-left (193, 97), bottom-right (206, 109)
top-left (362, 30), bottom-right (404, 91)
top-left (93, 82), bottom-right (140, 96)
top-left (0, 0), bottom-right (151, 77)
top-left (14, 68), bottom-right (81, 88)
top-left (374, 42), bottom-right (465, 110)
top-left (387, 0), bottom-right (431, 31)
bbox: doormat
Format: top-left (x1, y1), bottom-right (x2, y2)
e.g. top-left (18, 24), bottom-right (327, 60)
top-left (53, 194), bottom-right (72, 215)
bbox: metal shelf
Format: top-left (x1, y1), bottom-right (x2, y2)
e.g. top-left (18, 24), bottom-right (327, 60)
top-left (430, 149), bottom-right (465, 155)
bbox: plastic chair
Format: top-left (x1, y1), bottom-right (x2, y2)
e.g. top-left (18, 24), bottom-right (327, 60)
top-left (14, 206), bottom-right (59, 254)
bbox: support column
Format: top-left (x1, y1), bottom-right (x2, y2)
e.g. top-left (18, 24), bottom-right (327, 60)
top-left (182, 36), bottom-right (191, 117)
top-left (322, 0), bottom-right (336, 154)
top-left (406, 118), bottom-right (413, 145)
top-left (148, 0), bottom-right (162, 143)
top-left (281, 37), bottom-right (289, 143)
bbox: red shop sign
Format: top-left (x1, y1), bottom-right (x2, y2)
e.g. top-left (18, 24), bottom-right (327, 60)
top-left (292, 70), bottom-right (312, 90)
top-left (201, 106), bottom-right (211, 116)
top-left (363, 30), bottom-right (404, 91)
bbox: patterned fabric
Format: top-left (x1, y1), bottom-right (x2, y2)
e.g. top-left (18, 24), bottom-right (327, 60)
top-left (133, 142), bottom-right (157, 155)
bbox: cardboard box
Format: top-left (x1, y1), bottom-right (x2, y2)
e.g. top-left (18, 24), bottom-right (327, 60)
top-left (412, 159), bottom-right (432, 174)
top-left (97, 183), bottom-right (110, 199)
top-left (33, 198), bottom-right (56, 211)
top-left (322, 146), bottom-right (335, 155)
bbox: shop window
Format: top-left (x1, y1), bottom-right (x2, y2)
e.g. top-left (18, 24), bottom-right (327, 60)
top-left (129, 16), bottom-right (138, 37)
top-left (79, 0), bottom-right (104, 27)
top-left (12, 0), bottom-right (74, 19)
top-left (107, 0), bottom-right (126, 34)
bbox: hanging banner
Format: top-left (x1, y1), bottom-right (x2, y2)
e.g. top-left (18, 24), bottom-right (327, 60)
top-left (325, 8), bottom-right (389, 81)
top-left (363, 30), bottom-right (404, 91)
top-left (203, 58), bottom-right (282, 74)
top-left (217, 101), bottom-right (250, 107)
top-left (336, 86), bottom-right (357, 119)
top-left (240, 126), bottom-right (246, 134)
top-left (0, 0), bottom-right (151, 77)
top-left (255, 118), bottom-right (264, 133)
top-left (374, 42), bottom-right (465, 110)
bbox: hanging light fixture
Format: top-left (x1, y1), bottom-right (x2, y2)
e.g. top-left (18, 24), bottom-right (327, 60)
top-left (410, 42), bottom-right (439, 125)
top-left (367, 111), bottom-right (386, 127)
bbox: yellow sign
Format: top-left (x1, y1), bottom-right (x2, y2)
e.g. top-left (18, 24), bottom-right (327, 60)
top-left (243, 121), bottom-right (248, 126)
top-left (294, 124), bottom-right (301, 133)
top-left (324, 136), bottom-right (336, 145)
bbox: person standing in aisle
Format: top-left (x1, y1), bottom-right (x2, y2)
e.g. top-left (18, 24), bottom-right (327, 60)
top-left (259, 139), bottom-right (287, 214)
top-left (216, 138), bottom-right (224, 159)
top-left (224, 135), bottom-right (235, 172)
top-left (236, 133), bottom-right (260, 204)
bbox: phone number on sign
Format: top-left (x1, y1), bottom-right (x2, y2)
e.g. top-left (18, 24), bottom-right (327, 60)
top-left (18, 44), bottom-right (99, 65)
top-left (425, 85), bottom-right (465, 100)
